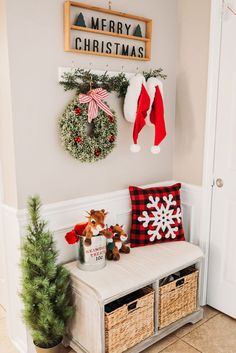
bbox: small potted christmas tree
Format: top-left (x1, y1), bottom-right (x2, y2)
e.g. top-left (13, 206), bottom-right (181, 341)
top-left (20, 196), bottom-right (74, 353)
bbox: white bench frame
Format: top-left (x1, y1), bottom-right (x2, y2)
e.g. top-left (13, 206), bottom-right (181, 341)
top-left (64, 242), bottom-right (204, 353)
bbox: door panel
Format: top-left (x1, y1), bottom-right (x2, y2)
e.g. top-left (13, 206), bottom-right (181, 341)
top-left (207, 1), bottom-right (236, 318)
top-left (223, 202), bottom-right (236, 285)
top-left (0, 164), bottom-right (7, 309)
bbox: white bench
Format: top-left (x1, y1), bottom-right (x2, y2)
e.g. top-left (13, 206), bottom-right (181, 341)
top-left (64, 241), bottom-right (204, 353)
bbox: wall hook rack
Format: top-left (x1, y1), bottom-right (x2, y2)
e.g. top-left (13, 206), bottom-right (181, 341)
top-left (58, 67), bottom-right (134, 82)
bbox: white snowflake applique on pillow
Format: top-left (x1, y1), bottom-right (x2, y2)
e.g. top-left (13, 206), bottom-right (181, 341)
top-left (138, 194), bottom-right (182, 242)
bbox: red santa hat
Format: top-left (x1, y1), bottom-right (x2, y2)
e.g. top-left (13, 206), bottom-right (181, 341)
top-left (146, 77), bottom-right (166, 154)
top-left (123, 74), bottom-right (150, 152)
top-left (123, 74), bottom-right (147, 123)
top-left (123, 75), bottom-right (166, 153)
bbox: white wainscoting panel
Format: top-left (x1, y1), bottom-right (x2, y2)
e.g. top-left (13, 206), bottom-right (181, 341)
top-left (2, 180), bottom-right (202, 353)
top-left (1, 205), bottom-right (28, 353)
top-left (181, 183), bottom-right (202, 245)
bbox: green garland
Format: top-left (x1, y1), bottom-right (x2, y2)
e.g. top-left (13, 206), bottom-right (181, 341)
top-left (59, 68), bottom-right (167, 97)
top-left (59, 97), bottom-right (117, 163)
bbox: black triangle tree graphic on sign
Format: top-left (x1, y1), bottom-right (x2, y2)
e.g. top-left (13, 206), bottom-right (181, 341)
top-left (75, 12), bottom-right (86, 27)
top-left (133, 24), bottom-right (143, 37)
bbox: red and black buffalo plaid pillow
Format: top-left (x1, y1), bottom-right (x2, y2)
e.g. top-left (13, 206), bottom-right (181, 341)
top-left (129, 183), bottom-right (185, 248)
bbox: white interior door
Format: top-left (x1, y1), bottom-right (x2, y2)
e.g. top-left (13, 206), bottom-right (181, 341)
top-left (207, 1), bottom-right (236, 318)
top-left (0, 163), bottom-right (7, 309)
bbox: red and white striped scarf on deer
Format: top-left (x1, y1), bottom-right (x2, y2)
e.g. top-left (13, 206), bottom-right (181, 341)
top-left (79, 88), bottom-right (113, 123)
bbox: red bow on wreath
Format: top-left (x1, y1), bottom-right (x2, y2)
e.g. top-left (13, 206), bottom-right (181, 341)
top-left (79, 88), bottom-right (113, 123)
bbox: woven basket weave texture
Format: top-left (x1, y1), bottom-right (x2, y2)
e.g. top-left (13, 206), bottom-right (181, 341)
top-left (105, 287), bottom-right (154, 353)
top-left (159, 270), bottom-right (198, 329)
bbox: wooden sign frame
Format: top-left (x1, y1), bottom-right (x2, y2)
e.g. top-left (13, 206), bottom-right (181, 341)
top-left (64, 1), bottom-right (152, 61)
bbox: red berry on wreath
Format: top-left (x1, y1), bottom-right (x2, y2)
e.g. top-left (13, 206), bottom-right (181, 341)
top-left (108, 116), bottom-right (113, 123)
top-left (95, 148), bottom-right (101, 157)
top-left (109, 135), bottom-right (115, 143)
top-left (74, 107), bottom-right (81, 115)
top-left (74, 136), bottom-right (82, 143)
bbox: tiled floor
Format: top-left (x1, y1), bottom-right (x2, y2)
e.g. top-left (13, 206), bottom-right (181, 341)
top-left (1, 305), bottom-right (236, 353)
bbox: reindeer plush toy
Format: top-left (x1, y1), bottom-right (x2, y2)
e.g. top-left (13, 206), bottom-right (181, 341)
top-left (83, 209), bottom-right (107, 246)
top-left (103, 224), bottom-right (130, 261)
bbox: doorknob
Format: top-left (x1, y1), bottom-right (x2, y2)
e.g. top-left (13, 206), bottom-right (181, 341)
top-left (216, 178), bottom-right (224, 188)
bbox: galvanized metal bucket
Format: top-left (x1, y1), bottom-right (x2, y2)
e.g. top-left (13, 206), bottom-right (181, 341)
top-left (77, 235), bottom-right (106, 271)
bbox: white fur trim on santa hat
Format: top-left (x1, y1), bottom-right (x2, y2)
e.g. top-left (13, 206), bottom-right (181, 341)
top-left (146, 77), bottom-right (164, 127)
top-left (130, 144), bottom-right (141, 153)
top-left (123, 74), bottom-right (146, 123)
top-left (151, 145), bottom-right (161, 154)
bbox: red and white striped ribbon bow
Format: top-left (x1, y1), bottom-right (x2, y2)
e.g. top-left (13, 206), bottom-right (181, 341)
top-left (79, 88), bottom-right (113, 123)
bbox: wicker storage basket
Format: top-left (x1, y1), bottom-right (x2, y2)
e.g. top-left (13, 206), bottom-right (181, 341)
top-left (159, 268), bottom-right (199, 329)
top-left (105, 287), bottom-right (154, 353)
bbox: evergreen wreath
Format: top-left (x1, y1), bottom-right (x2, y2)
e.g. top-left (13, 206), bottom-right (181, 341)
top-left (60, 97), bottom-right (117, 163)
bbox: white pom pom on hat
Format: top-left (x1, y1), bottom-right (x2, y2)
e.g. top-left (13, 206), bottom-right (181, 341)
top-left (131, 144), bottom-right (161, 154)
top-left (151, 145), bottom-right (161, 154)
top-left (130, 144), bottom-right (141, 153)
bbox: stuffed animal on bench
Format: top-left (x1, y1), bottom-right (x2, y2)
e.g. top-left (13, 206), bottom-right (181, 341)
top-left (83, 209), bottom-right (108, 246)
top-left (103, 224), bottom-right (130, 261)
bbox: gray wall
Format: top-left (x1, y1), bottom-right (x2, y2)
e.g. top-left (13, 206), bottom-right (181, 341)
top-left (4, 0), bottom-right (177, 208)
top-left (0, 0), bottom-right (18, 207)
top-left (174, 0), bottom-right (211, 185)
top-left (1, 0), bottom-right (211, 208)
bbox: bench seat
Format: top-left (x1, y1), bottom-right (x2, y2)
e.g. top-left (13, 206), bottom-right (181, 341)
top-left (65, 241), bottom-right (203, 303)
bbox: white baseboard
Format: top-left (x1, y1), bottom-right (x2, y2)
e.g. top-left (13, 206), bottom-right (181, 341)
top-left (1, 180), bottom-right (202, 353)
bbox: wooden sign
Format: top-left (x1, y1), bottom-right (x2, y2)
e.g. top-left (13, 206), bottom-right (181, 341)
top-left (64, 1), bottom-right (152, 61)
